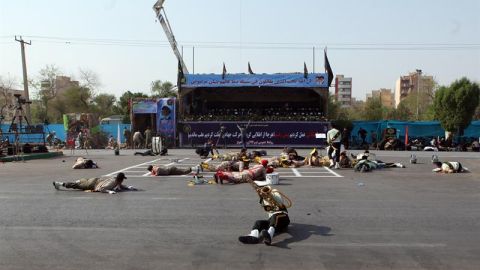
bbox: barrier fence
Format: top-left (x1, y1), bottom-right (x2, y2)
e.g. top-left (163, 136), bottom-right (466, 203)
top-left (1, 121), bottom-right (479, 147)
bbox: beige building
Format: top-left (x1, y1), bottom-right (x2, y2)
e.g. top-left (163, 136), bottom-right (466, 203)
top-left (366, 88), bottom-right (394, 108)
top-left (40, 75), bottom-right (80, 97)
top-left (394, 71), bottom-right (434, 108)
top-left (334, 75), bottom-right (352, 108)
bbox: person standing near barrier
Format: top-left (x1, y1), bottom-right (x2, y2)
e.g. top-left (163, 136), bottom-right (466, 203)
top-left (237, 121), bottom-right (250, 149)
top-left (358, 127), bottom-right (367, 146)
top-left (123, 127), bottom-right (131, 148)
top-left (133, 130), bottom-right (144, 149)
top-left (216, 125), bottom-right (227, 149)
top-left (327, 123), bottom-right (341, 169)
top-left (341, 128), bottom-right (350, 150)
top-left (144, 127), bottom-right (152, 149)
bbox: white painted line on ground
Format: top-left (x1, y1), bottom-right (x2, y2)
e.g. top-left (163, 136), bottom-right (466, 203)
top-left (104, 157), bottom-right (165, 176)
top-left (291, 168), bottom-right (302, 177)
top-left (105, 158), bottom-right (192, 177)
top-left (323, 166), bottom-right (343, 177)
top-left (297, 171), bottom-right (334, 174)
top-left (291, 242), bottom-right (446, 248)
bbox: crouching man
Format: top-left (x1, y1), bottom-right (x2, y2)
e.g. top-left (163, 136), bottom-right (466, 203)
top-left (433, 161), bottom-right (466, 173)
top-left (238, 180), bottom-right (292, 246)
top-left (53, 173), bottom-right (136, 194)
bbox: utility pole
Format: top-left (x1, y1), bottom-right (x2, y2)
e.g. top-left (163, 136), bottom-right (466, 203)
top-left (415, 69), bottom-right (422, 121)
top-left (312, 46), bottom-right (315, 73)
top-left (15, 36), bottom-right (32, 121)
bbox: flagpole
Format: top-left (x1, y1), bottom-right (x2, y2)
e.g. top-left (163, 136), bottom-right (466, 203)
top-left (312, 46), bottom-right (315, 73)
top-left (117, 123), bottom-right (121, 146)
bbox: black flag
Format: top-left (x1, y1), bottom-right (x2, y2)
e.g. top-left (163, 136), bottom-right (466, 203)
top-left (222, 63), bottom-right (227, 79)
top-left (324, 49), bottom-right (334, 87)
top-left (303, 62), bottom-right (308, 79)
top-left (177, 60), bottom-right (185, 86)
top-left (248, 62), bottom-right (254, 74)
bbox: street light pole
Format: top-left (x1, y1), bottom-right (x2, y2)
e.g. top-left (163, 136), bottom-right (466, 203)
top-left (416, 69), bottom-right (422, 120)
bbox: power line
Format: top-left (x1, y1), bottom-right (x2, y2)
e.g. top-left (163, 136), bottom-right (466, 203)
top-left (3, 35), bottom-right (480, 51)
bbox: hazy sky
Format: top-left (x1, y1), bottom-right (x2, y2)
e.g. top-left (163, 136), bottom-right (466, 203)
top-left (1, 0), bottom-right (479, 100)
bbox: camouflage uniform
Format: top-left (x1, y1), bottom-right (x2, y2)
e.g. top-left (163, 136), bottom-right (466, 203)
top-left (151, 165), bottom-right (192, 176)
top-left (64, 177), bottom-right (122, 192)
top-left (217, 164), bottom-right (266, 184)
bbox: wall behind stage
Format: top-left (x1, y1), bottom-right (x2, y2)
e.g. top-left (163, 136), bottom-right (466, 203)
top-left (1, 124), bottom-right (131, 144)
top-left (178, 121), bottom-right (329, 147)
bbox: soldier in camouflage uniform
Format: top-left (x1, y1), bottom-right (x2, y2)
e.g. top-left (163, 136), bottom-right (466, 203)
top-left (147, 165), bottom-right (194, 176)
top-left (214, 162), bottom-right (272, 184)
top-left (52, 173), bottom-right (135, 194)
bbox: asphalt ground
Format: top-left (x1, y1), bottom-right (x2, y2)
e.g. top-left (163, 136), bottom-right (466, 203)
top-left (0, 148), bottom-right (479, 270)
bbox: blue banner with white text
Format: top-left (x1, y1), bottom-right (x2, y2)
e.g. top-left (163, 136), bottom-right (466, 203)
top-left (183, 73), bottom-right (329, 88)
top-left (178, 121), bottom-right (330, 147)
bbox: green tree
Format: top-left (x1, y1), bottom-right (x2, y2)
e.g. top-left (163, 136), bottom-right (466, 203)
top-left (387, 101), bottom-right (413, 121)
top-left (151, 80), bottom-right (176, 98)
top-left (433, 77), bottom-right (480, 134)
top-left (362, 97), bottom-right (384, 120)
top-left (31, 64), bottom-right (61, 123)
top-left (63, 86), bottom-right (93, 112)
top-left (0, 75), bottom-right (18, 121)
top-left (327, 93), bottom-right (340, 120)
top-left (92, 93), bottom-right (116, 118)
top-left (343, 100), bottom-right (365, 120)
top-left (114, 91), bottom-right (149, 123)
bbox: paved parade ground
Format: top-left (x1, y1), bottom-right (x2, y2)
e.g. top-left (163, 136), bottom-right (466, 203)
top-left (0, 148), bottom-right (479, 270)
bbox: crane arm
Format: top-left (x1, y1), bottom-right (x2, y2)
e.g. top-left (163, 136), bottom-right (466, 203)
top-left (153, 0), bottom-right (189, 74)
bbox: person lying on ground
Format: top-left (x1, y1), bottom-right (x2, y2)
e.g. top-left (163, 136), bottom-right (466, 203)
top-left (53, 173), bottom-right (136, 194)
top-left (351, 150), bottom-right (405, 168)
top-left (280, 146), bottom-right (305, 161)
top-left (134, 148), bottom-right (168, 156)
top-left (147, 164), bottom-right (199, 176)
top-left (213, 148), bottom-right (248, 161)
top-left (214, 160), bottom-right (273, 184)
top-left (200, 160), bottom-right (246, 172)
top-left (432, 161), bottom-right (467, 173)
top-left (72, 157), bottom-right (99, 169)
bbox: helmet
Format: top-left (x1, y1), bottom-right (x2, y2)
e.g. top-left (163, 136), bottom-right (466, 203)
top-left (116, 172), bottom-right (127, 181)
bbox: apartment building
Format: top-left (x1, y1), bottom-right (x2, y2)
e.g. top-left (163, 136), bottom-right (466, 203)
top-left (335, 75), bottom-right (352, 108)
top-left (366, 88), bottom-right (394, 108)
top-left (394, 71), bottom-right (434, 108)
